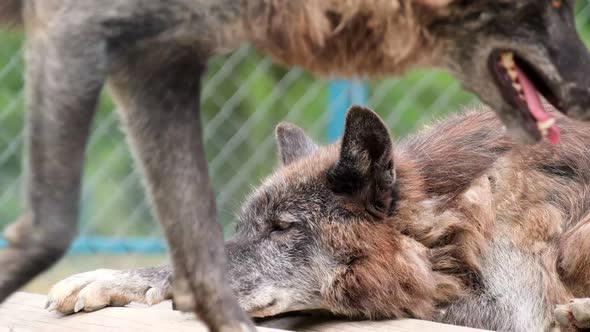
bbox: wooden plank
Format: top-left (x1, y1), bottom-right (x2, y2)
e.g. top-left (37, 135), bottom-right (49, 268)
top-left (0, 293), bottom-right (278, 332)
top-left (282, 318), bottom-right (490, 332)
top-left (0, 292), bottom-right (490, 332)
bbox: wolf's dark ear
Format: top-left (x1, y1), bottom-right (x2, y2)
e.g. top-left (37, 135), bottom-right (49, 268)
top-left (275, 122), bottom-right (318, 166)
top-left (328, 106), bottom-right (396, 218)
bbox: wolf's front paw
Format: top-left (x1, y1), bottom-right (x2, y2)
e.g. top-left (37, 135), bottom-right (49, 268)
top-left (555, 298), bottom-right (590, 331)
top-left (46, 269), bottom-right (169, 314)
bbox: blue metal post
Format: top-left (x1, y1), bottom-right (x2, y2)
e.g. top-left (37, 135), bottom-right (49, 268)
top-left (327, 80), bottom-right (369, 142)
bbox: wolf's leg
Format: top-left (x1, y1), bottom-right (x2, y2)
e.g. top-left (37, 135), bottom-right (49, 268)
top-left (557, 215), bottom-right (590, 298)
top-left (555, 299), bottom-right (590, 331)
top-left (107, 45), bottom-right (252, 332)
top-left (0, 25), bottom-right (105, 301)
top-left (554, 216), bottom-right (590, 331)
top-left (440, 243), bottom-right (570, 332)
top-left (46, 266), bottom-right (172, 314)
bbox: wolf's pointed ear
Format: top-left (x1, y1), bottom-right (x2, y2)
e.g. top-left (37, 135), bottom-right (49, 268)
top-left (275, 122), bottom-right (318, 166)
top-left (328, 106), bottom-right (396, 218)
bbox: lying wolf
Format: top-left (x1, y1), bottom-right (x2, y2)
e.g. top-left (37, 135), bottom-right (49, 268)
top-left (2, 1), bottom-right (590, 330)
top-left (47, 105), bottom-right (590, 331)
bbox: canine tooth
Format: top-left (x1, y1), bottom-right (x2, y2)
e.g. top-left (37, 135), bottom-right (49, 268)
top-left (501, 52), bottom-right (515, 69)
top-left (508, 68), bottom-right (518, 81)
top-left (513, 82), bottom-right (522, 91)
top-left (538, 118), bottom-right (556, 131)
top-left (540, 128), bottom-right (548, 137)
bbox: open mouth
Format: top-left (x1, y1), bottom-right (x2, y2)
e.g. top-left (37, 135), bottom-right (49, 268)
top-left (489, 51), bottom-right (563, 144)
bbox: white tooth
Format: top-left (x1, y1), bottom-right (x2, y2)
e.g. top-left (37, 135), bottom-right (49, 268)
top-left (540, 128), bottom-right (548, 137)
top-left (513, 82), bottom-right (522, 91)
top-left (501, 52), bottom-right (515, 68)
top-left (508, 68), bottom-right (518, 80)
top-left (538, 118), bottom-right (556, 131)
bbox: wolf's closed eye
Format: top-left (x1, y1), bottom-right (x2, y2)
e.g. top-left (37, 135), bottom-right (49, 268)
top-left (270, 220), bottom-right (294, 234)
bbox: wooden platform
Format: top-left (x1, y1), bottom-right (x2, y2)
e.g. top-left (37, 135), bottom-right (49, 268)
top-left (0, 292), bottom-right (489, 332)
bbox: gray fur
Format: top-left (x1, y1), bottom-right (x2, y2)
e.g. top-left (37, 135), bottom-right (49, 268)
top-left (275, 123), bottom-right (318, 166)
top-left (440, 238), bottom-right (549, 332)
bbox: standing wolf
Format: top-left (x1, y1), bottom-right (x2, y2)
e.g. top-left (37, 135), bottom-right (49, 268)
top-left (49, 105), bottom-right (590, 331)
top-left (2, 1), bottom-right (590, 331)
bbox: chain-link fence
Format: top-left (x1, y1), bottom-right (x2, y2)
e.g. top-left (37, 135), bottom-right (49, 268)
top-left (1, 2), bottom-right (590, 254)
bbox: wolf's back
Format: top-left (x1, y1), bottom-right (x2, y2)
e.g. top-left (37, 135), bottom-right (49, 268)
top-left (0, 0), bottom-right (22, 26)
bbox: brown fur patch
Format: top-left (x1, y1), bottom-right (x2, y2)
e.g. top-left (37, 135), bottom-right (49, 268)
top-left (400, 109), bottom-right (513, 210)
top-left (320, 106), bottom-right (590, 322)
top-left (245, 0), bottom-right (443, 77)
top-left (321, 220), bottom-right (437, 319)
top-left (558, 214), bottom-right (590, 298)
top-left (319, 151), bottom-right (490, 319)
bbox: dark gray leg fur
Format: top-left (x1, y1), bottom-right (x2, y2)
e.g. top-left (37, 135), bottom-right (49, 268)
top-left (0, 24), bottom-right (105, 300)
top-left (107, 43), bottom-right (252, 331)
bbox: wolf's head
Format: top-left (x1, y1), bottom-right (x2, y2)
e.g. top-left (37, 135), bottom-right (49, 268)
top-left (253, 0), bottom-right (590, 145)
top-left (225, 107), bottom-right (445, 320)
top-left (420, 0), bottom-right (590, 144)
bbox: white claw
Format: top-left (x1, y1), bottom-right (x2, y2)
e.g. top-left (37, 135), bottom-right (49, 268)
top-left (512, 82), bottom-right (522, 92)
top-left (74, 298), bottom-right (85, 313)
top-left (47, 302), bottom-right (57, 312)
top-left (146, 288), bottom-right (157, 306)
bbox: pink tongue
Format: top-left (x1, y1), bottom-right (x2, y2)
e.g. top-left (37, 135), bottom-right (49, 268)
top-left (515, 66), bottom-right (560, 145)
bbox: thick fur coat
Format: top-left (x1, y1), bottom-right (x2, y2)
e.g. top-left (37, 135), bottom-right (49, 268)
top-left (48, 105), bottom-right (590, 331)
